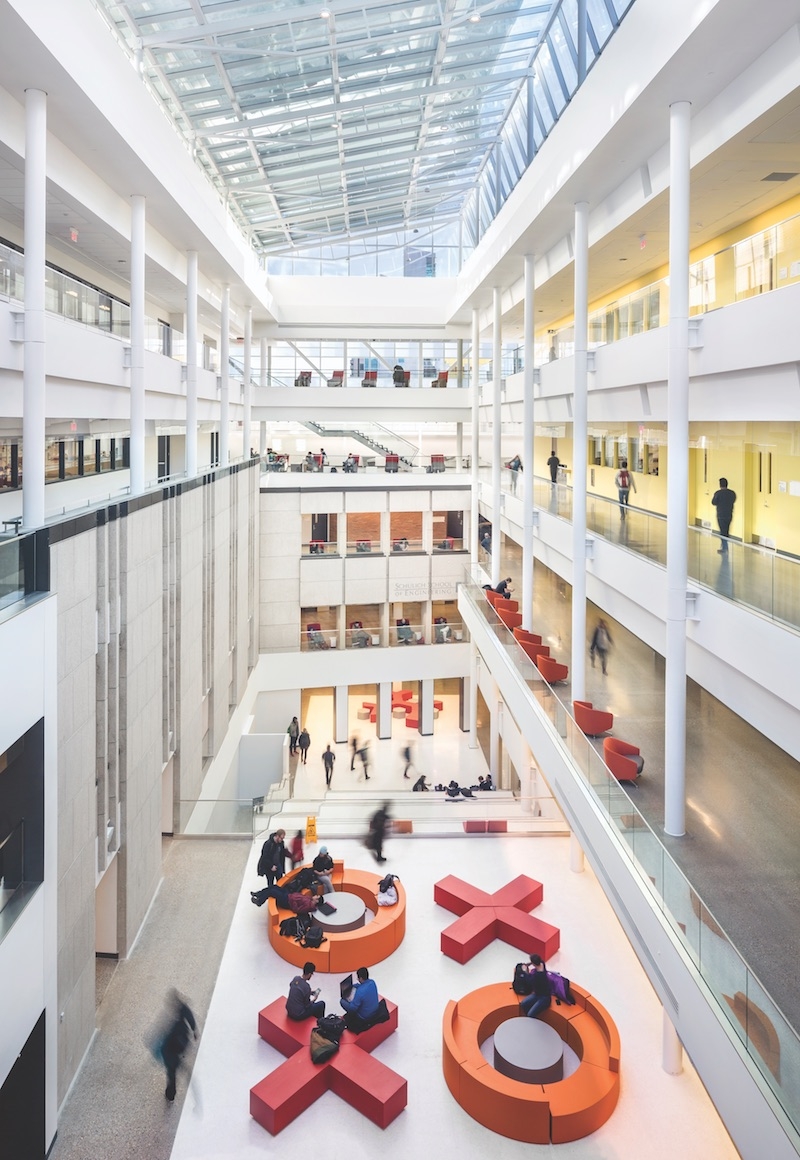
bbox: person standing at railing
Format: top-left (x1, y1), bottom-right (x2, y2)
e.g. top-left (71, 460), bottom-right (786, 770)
top-left (506, 454), bottom-right (522, 494)
top-left (711, 478), bottom-right (737, 554)
top-left (614, 460), bottom-right (636, 518)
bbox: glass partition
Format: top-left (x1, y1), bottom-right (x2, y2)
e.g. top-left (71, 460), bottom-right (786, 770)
top-left (460, 576), bottom-right (800, 1126)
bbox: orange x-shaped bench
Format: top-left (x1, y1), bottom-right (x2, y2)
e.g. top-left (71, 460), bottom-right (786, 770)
top-left (251, 996), bottom-right (406, 1134)
top-left (434, 874), bottom-right (560, 963)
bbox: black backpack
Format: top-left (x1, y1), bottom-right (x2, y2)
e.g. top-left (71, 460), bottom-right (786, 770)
top-left (377, 872), bottom-right (398, 894)
top-left (291, 867), bottom-right (317, 892)
top-left (298, 923), bottom-right (326, 949)
top-left (316, 1014), bottom-right (346, 1044)
top-left (512, 963), bottom-right (534, 995)
top-left (279, 916), bottom-right (300, 938)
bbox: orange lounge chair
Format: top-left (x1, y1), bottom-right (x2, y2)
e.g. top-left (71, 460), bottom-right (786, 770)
top-left (536, 654), bottom-right (569, 683)
top-left (603, 738), bottom-right (643, 783)
top-left (573, 700), bottom-right (614, 737)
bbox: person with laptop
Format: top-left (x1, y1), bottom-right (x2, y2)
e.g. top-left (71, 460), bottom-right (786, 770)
top-left (286, 963), bottom-right (325, 1023)
top-left (340, 967), bottom-right (380, 1032)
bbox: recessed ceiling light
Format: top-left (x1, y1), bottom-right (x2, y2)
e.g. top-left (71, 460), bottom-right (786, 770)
top-left (320, 8), bottom-right (331, 18)
top-left (762, 172), bottom-right (797, 182)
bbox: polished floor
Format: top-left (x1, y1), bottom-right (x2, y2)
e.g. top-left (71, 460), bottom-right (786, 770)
top-left (495, 534), bottom-right (800, 1035)
top-left (170, 826), bottom-right (735, 1160)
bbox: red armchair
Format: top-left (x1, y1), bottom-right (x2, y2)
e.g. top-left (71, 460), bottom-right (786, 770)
top-left (536, 654), bottom-right (569, 684)
top-left (573, 700), bottom-right (614, 737)
top-left (603, 737), bottom-right (644, 783)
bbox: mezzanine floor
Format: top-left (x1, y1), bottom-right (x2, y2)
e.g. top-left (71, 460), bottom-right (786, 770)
top-left (493, 534), bottom-right (800, 1037)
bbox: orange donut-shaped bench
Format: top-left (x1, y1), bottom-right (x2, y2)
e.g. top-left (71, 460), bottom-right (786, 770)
top-left (442, 981), bottom-right (620, 1144)
top-left (267, 862), bottom-right (406, 972)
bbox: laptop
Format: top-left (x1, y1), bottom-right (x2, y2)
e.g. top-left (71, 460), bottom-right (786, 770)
top-left (340, 974), bottom-right (354, 1001)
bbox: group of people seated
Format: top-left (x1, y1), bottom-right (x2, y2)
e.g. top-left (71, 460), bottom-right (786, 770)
top-left (342, 453), bottom-right (358, 473)
top-left (396, 618), bottom-right (415, 644)
top-left (286, 965), bottom-right (383, 1032)
top-left (431, 774), bottom-right (493, 798)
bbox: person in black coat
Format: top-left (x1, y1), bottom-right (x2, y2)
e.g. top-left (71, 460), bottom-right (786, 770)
top-left (365, 803), bottom-right (391, 863)
top-left (157, 989), bottom-right (197, 1101)
top-left (711, 477), bottom-right (737, 553)
top-left (297, 728), bottom-right (311, 764)
top-left (257, 829), bottom-right (288, 886)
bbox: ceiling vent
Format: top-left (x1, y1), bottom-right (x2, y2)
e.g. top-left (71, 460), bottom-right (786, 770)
top-left (762, 172), bottom-right (798, 182)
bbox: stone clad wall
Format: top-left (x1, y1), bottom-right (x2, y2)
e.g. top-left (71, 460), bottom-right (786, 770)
top-left (52, 462), bottom-right (259, 1102)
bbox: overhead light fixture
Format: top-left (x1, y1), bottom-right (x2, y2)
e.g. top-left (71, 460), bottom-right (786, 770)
top-left (468, 2), bottom-right (481, 22)
top-left (320, 7), bottom-right (331, 17)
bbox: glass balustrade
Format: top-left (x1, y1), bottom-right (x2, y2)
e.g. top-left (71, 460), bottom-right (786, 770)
top-left (461, 576), bottom-right (800, 1129)
top-left (486, 470), bottom-right (800, 631)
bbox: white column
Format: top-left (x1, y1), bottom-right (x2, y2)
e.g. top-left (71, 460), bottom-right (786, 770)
top-left (570, 832), bottom-right (585, 873)
top-left (243, 306), bottom-right (253, 457)
top-left (522, 254), bottom-right (535, 631)
top-left (470, 307), bottom-right (480, 565)
top-left (377, 682), bottom-right (392, 740)
top-left (334, 685), bottom-right (349, 744)
top-left (22, 89), bottom-right (47, 531)
top-left (456, 422), bottom-right (463, 473)
top-left (662, 1009), bottom-right (684, 1074)
top-left (468, 644), bottom-right (479, 749)
top-left (418, 678), bottom-right (434, 736)
top-left (489, 689), bottom-right (501, 782)
top-left (185, 250), bottom-right (198, 478)
top-left (571, 203), bottom-right (589, 701)
top-left (219, 286), bottom-right (230, 467)
top-left (129, 195), bottom-right (146, 495)
top-left (491, 287), bottom-right (502, 586)
top-left (259, 336), bottom-right (268, 456)
top-left (665, 101), bottom-right (691, 837)
top-left (259, 422), bottom-right (267, 458)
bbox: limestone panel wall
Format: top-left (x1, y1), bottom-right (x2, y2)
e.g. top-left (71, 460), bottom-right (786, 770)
top-left (259, 489), bottom-right (301, 651)
top-left (118, 503), bottom-right (164, 955)
top-left (51, 529), bottom-right (98, 1103)
top-left (51, 462), bottom-right (260, 1102)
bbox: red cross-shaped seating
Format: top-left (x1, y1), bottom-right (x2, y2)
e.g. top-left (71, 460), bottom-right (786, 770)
top-left (434, 874), bottom-right (560, 963)
top-left (250, 996), bottom-right (406, 1134)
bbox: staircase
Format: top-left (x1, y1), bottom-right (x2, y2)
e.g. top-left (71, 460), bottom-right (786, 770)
top-left (302, 421), bottom-right (417, 469)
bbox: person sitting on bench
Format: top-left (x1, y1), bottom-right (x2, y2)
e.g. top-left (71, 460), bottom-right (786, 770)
top-left (286, 963), bottom-right (325, 1022)
top-left (412, 774), bottom-right (430, 792)
top-left (312, 846), bottom-right (335, 894)
top-left (396, 618), bottom-right (414, 644)
top-left (340, 966), bottom-right (380, 1032)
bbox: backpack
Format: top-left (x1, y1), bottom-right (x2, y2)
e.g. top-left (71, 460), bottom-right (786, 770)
top-left (547, 971), bottom-right (575, 1006)
top-left (290, 867), bottom-right (317, 892)
top-left (279, 916), bottom-right (300, 938)
top-left (512, 963), bottom-right (534, 996)
top-left (298, 924), bottom-right (326, 949)
top-left (619, 470), bottom-right (629, 488)
top-left (316, 1014), bottom-right (346, 1044)
top-left (288, 892), bottom-right (317, 915)
top-left (377, 873), bottom-right (398, 894)
top-left (310, 1027), bottom-right (339, 1064)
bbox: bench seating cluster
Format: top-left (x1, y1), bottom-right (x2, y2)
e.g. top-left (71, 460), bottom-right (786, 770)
top-left (251, 995), bottom-right (405, 1134)
top-left (267, 863), bottom-right (406, 970)
top-left (442, 981), bottom-right (620, 1143)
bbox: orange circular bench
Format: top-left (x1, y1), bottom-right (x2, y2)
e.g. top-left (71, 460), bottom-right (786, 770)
top-left (267, 864), bottom-right (406, 973)
top-left (442, 981), bottom-right (620, 1143)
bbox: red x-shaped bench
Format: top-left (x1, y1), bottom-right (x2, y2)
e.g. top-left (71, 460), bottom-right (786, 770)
top-left (434, 874), bottom-right (560, 963)
top-left (250, 997), bottom-right (406, 1134)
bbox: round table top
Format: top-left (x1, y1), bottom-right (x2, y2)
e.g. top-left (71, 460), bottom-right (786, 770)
top-left (493, 1017), bottom-right (563, 1084)
top-left (314, 890), bottom-right (367, 933)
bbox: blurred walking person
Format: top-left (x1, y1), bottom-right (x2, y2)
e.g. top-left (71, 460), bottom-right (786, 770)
top-left (365, 802), bottom-right (391, 863)
top-left (156, 989), bottom-right (197, 1102)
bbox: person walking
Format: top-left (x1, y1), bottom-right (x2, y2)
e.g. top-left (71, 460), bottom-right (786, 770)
top-left (287, 716), bottom-right (299, 756)
top-left (358, 740), bottom-right (371, 781)
top-left (589, 618), bottom-right (613, 676)
top-left (547, 449), bottom-right (561, 484)
top-left (289, 829), bottom-right (304, 867)
top-left (365, 803), bottom-right (391, 863)
top-left (614, 459), bottom-right (636, 518)
top-left (401, 743), bottom-right (413, 780)
top-left (322, 744), bottom-right (336, 788)
top-left (711, 477), bottom-right (737, 552)
top-left (350, 735), bottom-right (359, 771)
top-left (157, 989), bottom-right (198, 1102)
top-left (297, 727), bottom-right (311, 765)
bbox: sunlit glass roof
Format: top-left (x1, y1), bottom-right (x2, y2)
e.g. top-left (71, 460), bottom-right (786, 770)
top-left (96, 0), bottom-right (567, 254)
